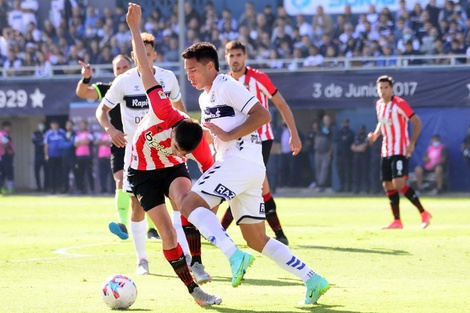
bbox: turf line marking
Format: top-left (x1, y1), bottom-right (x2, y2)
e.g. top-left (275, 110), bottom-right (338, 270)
top-left (1, 242), bottom-right (125, 264)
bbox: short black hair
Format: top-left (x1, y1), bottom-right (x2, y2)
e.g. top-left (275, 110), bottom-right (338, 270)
top-left (225, 40), bottom-right (246, 54)
top-left (174, 118), bottom-right (203, 153)
top-left (376, 75), bottom-right (394, 86)
top-left (181, 42), bottom-right (219, 72)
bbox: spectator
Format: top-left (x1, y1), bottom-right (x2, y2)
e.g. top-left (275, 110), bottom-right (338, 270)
top-left (217, 9), bottom-right (237, 32)
top-left (462, 125), bottom-right (470, 169)
top-left (0, 121), bottom-right (14, 194)
top-left (312, 5), bottom-right (334, 37)
top-left (414, 134), bottom-right (448, 194)
top-left (335, 119), bottom-right (354, 192)
top-left (278, 124), bottom-right (296, 187)
top-left (397, 28), bottom-right (421, 54)
top-left (314, 114), bottom-right (334, 192)
top-left (303, 45), bottom-right (323, 67)
top-left (184, 1), bottom-right (200, 25)
top-left (305, 120), bottom-right (320, 189)
top-left (74, 120), bottom-right (95, 194)
top-left (96, 131), bottom-right (113, 194)
top-left (351, 125), bottom-right (370, 194)
top-left (34, 50), bottom-right (52, 77)
top-left (296, 14), bottom-right (313, 39)
top-left (425, 0), bottom-right (441, 28)
top-left (4, 48), bottom-right (22, 76)
top-left (61, 120), bottom-right (76, 194)
top-left (32, 121), bottom-right (48, 192)
top-left (44, 120), bottom-right (65, 194)
top-left (402, 40), bottom-right (423, 65)
top-left (8, 0), bottom-right (25, 33)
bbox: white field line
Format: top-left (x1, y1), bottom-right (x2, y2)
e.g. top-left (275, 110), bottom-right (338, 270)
top-left (1, 242), bottom-right (125, 263)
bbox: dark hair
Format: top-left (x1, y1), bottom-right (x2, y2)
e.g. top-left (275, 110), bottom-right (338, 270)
top-left (376, 75), bottom-right (394, 86)
top-left (225, 40), bottom-right (246, 54)
top-left (181, 42), bottom-right (219, 72)
top-left (2, 121), bottom-right (11, 128)
top-left (174, 118), bottom-right (203, 152)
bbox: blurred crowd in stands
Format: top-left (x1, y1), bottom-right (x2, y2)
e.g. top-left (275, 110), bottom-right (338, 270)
top-left (1, 0), bottom-right (470, 77)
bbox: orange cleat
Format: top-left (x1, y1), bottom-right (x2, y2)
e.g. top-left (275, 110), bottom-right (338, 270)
top-left (421, 211), bottom-right (432, 229)
top-left (382, 219), bottom-right (403, 229)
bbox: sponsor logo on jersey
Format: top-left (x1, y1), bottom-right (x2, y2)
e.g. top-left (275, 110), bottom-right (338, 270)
top-left (259, 203), bottom-right (265, 214)
top-left (145, 130), bottom-right (171, 156)
top-left (203, 105), bottom-right (235, 121)
top-left (124, 95), bottom-right (149, 110)
top-left (214, 183), bottom-right (236, 200)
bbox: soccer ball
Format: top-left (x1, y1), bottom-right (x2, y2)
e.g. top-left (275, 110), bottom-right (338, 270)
top-left (101, 274), bottom-right (137, 309)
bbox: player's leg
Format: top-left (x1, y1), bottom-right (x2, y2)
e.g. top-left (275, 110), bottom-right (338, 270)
top-left (396, 158), bottom-right (431, 228)
top-left (143, 185), bottom-right (220, 306)
top-left (262, 176), bottom-right (289, 245)
top-left (179, 161), bottom-right (253, 287)
top-left (235, 197), bottom-right (329, 305)
top-left (381, 157), bottom-right (403, 229)
top-left (168, 171), bottom-right (211, 284)
top-left (109, 154), bottom-right (130, 240)
top-left (129, 196), bottom-right (149, 274)
top-left (261, 140), bottom-right (289, 245)
top-left (220, 206), bottom-right (234, 230)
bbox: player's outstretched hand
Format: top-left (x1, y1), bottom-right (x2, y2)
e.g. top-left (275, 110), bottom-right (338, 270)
top-left (78, 60), bottom-right (92, 78)
top-left (126, 2), bottom-right (141, 26)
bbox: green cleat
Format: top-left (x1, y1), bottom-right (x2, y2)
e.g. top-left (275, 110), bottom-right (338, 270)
top-left (229, 249), bottom-right (254, 287)
top-left (299, 274), bottom-right (330, 305)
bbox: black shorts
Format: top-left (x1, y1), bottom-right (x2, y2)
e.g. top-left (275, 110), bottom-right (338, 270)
top-left (380, 155), bottom-right (409, 182)
top-left (110, 146), bottom-right (125, 174)
top-left (261, 140), bottom-right (273, 166)
top-left (127, 163), bottom-right (190, 211)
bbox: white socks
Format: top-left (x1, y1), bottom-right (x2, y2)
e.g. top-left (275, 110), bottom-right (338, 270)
top-left (172, 210), bottom-right (190, 256)
top-left (130, 220), bottom-right (147, 262)
top-left (261, 238), bottom-right (315, 282)
top-left (188, 207), bottom-right (237, 259)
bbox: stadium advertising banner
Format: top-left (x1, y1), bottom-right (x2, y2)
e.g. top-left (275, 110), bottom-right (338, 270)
top-left (263, 70), bottom-right (470, 109)
top-left (1, 70), bottom-right (469, 115)
top-left (284, 0), bottom-right (446, 15)
top-left (0, 81), bottom-right (76, 116)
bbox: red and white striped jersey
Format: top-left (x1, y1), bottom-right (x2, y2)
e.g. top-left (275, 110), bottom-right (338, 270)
top-left (375, 95), bottom-right (415, 157)
top-left (130, 85), bottom-right (213, 171)
top-left (228, 66), bottom-right (277, 141)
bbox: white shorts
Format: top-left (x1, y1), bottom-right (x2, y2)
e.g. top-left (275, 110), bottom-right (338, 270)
top-left (192, 156), bottom-right (266, 225)
top-left (123, 142), bottom-right (133, 193)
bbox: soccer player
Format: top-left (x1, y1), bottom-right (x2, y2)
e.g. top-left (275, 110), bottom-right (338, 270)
top-left (125, 3), bottom-right (220, 305)
top-left (180, 41), bottom-right (330, 305)
top-left (221, 40), bottom-right (302, 245)
top-left (76, 55), bottom-right (146, 237)
top-left (368, 75), bottom-right (432, 229)
top-left (94, 24), bottom-right (209, 281)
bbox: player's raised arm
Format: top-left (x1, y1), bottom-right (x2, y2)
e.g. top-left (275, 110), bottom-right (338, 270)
top-left (126, 3), bottom-right (157, 91)
top-left (76, 61), bottom-right (98, 99)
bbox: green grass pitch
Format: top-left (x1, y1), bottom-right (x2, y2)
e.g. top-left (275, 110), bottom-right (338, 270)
top-left (1, 195), bottom-right (469, 313)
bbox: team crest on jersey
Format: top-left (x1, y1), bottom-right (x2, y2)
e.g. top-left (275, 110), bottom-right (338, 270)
top-left (214, 184), bottom-right (236, 200)
top-left (158, 90), bottom-right (167, 99)
top-left (210, 91), bottom-right (216, 103)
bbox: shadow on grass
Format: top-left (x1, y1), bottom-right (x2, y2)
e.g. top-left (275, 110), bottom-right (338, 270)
top-left (148, 273), bottom-right (301, 287)
top-left (299, 245), bottom-right (410, 256)
top-left (205, 303), bottom-right (368, 313)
